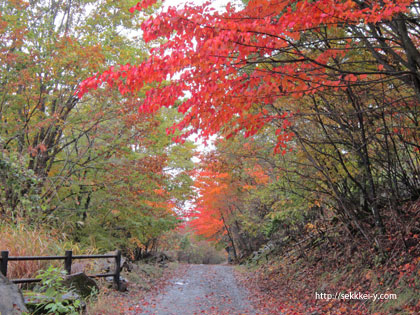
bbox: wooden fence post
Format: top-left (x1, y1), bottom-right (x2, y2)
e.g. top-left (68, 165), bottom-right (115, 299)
top-left (64, 250), bottom-right (72, 275)
top-left (114, 250), bottom-right (121, 291)
top-left (1, 251), bottom-right (9, 277)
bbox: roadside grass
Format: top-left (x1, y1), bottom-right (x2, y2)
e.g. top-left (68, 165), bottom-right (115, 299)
top-left (0, 223), bottom-right (95, 280)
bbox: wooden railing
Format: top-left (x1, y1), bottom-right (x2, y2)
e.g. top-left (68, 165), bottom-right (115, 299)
top-left (0, 250), bottom-right (122, 290)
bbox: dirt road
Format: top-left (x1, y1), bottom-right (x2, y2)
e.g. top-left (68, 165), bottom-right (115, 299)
top-left (131, 264), bottom-right (257, 315)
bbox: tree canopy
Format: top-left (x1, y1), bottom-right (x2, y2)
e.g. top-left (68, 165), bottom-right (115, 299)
top-left (76, 0), bottom-right (420, 262)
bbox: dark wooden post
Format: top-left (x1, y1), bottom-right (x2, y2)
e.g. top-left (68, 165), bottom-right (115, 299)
top-left (1, 251), bottom-right (9, 276)
top-left (64, 250), bottom-right (72, 275)
top-left (114, 250), bottom-right (121, 291)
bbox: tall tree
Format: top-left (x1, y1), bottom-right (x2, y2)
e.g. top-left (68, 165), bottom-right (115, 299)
top-left (0, 0), bottom-right (196, 255)
top-left (78, 0), bottom-right (420, 250)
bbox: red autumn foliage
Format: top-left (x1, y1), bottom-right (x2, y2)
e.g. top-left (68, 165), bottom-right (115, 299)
top-left (188, 168), bottom-right (231, 241)
top-left (78, 0), bottom-right (414, 153)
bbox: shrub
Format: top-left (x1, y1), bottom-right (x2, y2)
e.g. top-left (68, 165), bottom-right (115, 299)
top-left (25, 266), bottom-right (84, 315)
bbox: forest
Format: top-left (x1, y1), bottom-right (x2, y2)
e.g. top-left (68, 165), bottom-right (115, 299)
top-left (1, 0), bottom-right (419, 314)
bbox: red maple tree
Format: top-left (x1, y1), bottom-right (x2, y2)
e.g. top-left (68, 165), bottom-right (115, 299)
top-left (77, 0), bottom-right (415, 153)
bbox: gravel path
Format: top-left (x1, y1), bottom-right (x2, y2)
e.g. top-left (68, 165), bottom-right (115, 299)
top-left (133, 264), bottom-right (257, 315)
